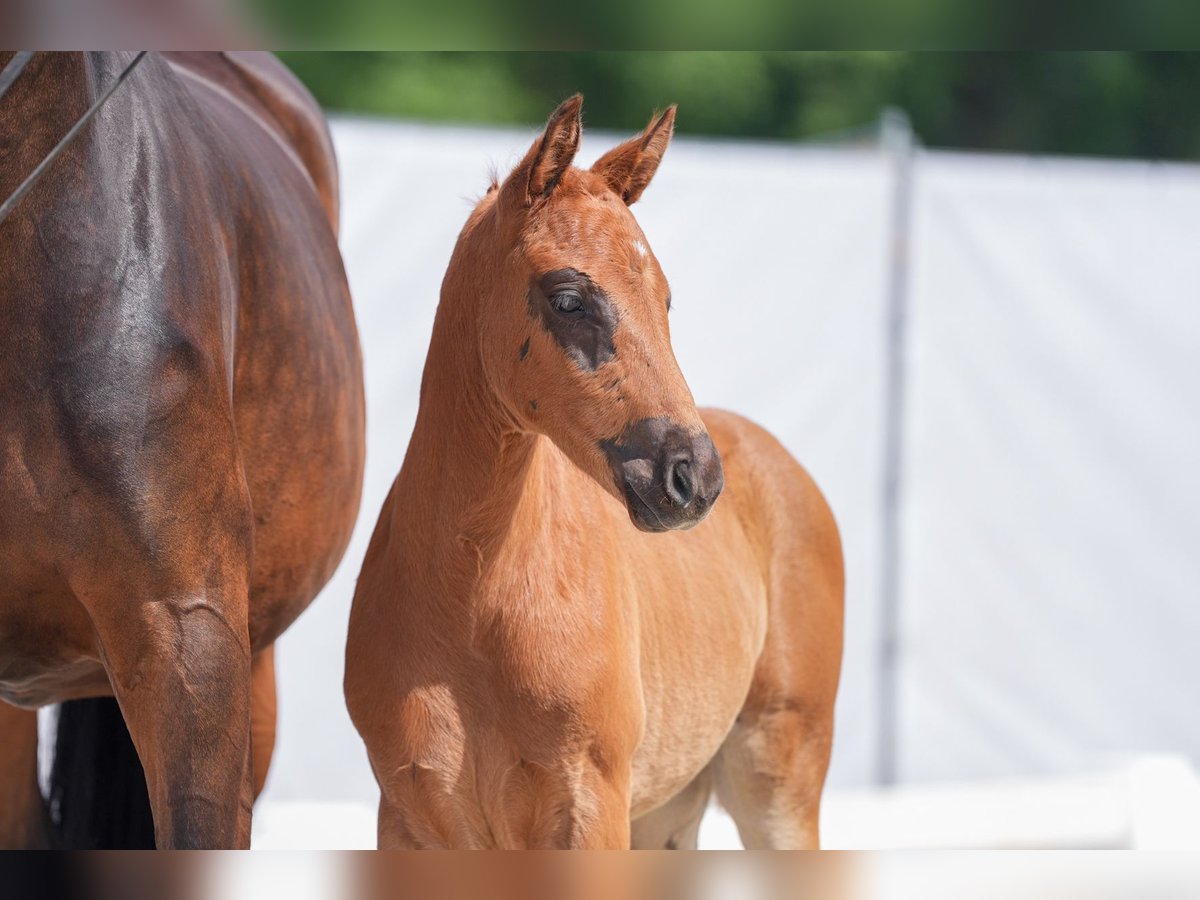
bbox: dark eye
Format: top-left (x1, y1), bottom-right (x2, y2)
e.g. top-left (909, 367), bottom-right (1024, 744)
top-left (550, 290), bottom-right (585, 317)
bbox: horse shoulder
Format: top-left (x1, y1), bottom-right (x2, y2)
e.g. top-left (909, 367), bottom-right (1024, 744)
top-left (700, 406), bottom-right (841, 561)
top-left (699, 406), bottom-right (844, 708)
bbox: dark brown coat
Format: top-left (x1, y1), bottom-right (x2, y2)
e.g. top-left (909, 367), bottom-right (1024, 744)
top-left (0, 51), bottom-right (364, 848)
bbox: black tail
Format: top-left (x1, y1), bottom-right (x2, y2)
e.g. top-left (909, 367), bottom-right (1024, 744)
top-left (47, 698), bottom-right (156, 849)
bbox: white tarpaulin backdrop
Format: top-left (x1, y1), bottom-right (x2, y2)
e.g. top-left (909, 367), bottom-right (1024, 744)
top-left (258, 117), bottom-right (1200, 811)
top-left (899, 153), bottom-right (1200, 781)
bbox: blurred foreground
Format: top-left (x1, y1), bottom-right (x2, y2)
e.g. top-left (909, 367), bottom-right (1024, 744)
top-left (248, 756), bottom-right (1200, 850)
top-left (7, 848), bottom-right (1200, 899)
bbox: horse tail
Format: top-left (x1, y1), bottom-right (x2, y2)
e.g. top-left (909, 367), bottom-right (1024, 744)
top-left (46, 698), bottom-right (156, 849)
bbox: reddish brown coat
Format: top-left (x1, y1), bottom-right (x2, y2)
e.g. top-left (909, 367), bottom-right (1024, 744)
top-left (346, 97), bottom-right (843, 849)
top-left (0, 52), bottom-right (364, 848)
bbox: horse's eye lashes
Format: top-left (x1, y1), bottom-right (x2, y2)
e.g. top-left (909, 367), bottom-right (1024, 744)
top-left (549, 289), bottom-right (586, 316)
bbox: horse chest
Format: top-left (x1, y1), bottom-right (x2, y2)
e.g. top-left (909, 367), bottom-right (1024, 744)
top-left (628, 538), bottom-right (770, 814)
top-left (468, 550), bottom-right (632, 694)
top-left (374, 668), bottom-right (628, 849)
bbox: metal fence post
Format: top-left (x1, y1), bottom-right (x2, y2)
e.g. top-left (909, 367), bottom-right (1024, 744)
top-left (877, 107), bottom-right (916, 787)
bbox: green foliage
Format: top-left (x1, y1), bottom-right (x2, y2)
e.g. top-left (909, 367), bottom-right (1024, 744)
top-left (277, 52), bottom-right (1200, 160)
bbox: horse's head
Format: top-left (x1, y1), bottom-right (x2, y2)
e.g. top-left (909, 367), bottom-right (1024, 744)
top-left (456, 95), bottom-right (722, 533)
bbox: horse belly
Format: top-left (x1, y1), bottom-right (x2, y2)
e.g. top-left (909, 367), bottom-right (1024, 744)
top-left (629, 523), bottom-right (768, 817)
top-left (0, 444), bottom-right (111, 707)
top-left (0, 591), bottom-right (108, 708)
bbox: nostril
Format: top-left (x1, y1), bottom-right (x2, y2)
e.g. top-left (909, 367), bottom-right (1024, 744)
top-left (667, 459), bottom-right (695, 508)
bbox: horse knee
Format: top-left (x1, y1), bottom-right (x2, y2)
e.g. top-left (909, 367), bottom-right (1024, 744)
top-left (755, 704), bottom-right (833, 796)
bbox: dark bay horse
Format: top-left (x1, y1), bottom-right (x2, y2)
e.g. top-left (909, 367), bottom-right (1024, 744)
top-left (0, 52), bottom-right (364, 848)
top-left (345, 96), bottom-right (843, 849)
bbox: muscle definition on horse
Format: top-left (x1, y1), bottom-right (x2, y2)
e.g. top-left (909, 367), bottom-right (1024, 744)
top-left (0, 52), bottom-right (364, 848)
top-left (346, 96), bottom-right (844, 849)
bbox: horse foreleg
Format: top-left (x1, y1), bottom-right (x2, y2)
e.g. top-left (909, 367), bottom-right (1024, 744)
top-left (250, 644), bottom-right (277, 798)
top-left (0, 702), bottom-right (49, 848)
top-left (565, 761), bottom-right (633, 849)
top-left (89, 591), bottom-right (254, 849)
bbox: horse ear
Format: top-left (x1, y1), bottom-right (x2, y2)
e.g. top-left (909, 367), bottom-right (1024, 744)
top-left (591, 105), bottom-right (676, 205)
top-left (505, 94), bottom-right (583, 207)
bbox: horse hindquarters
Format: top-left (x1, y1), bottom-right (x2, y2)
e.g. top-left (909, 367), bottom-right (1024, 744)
top-left (704, 412), bottom-right (845, 849)
top-left (78, 545), bottom-right (257, 848)
top-left (48, 374), bottom-right (262, 847)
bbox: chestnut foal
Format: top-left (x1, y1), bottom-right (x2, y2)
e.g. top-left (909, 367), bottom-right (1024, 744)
top-left (346, 96), bottom-right (843, 849)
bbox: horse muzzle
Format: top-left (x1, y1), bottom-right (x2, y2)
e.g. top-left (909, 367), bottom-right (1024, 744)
top-left (601, 417), bottom-right (724, 533)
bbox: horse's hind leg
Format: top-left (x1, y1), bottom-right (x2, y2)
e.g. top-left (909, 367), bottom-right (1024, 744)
top-left (630, 767), bottom-right (712, 849)
top-left (89, 587), bottom-right (255, 849)
top-left (711, 620), bottom-right (842, 849)
top-left (711, 696), bottom-right (834, 848)
top-left (77, 510), bottom-right (256, 851)
top-left (711, 461), bottom-right (843, 849)
top-left (250, 644), bottom-right (277, 798)
top-left (0, 703), bottom-right (49, 848)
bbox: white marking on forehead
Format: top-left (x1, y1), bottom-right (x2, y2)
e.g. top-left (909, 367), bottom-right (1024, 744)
top-left (631, 239), bottom-right (648, 258)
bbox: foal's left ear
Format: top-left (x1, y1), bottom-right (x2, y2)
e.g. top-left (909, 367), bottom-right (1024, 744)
top-left (591, 105), bottom-right (676, 205)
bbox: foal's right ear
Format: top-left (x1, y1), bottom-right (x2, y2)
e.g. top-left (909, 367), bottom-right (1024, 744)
top-left (503, 94), bottom-right (583, 207)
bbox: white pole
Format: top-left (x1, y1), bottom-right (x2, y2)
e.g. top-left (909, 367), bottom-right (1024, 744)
top-left (877, 106), bottom-right (916, 787)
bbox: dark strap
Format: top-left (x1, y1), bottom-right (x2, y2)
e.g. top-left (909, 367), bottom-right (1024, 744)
top-left (0, 51), bottom-right (34, 104)
top-left (0, 51), bottom-right (148, 228)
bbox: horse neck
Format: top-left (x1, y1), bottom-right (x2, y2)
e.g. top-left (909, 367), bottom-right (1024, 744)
top-left (394, 269), bottom-right (546, 583)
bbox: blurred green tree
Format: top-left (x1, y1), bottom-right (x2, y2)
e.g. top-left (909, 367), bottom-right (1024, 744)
top-left (276, 52), bottom-right (1200, 160)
